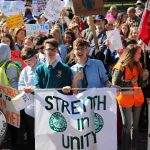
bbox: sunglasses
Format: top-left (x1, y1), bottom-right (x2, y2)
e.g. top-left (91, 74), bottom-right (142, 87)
top-left (35, 46), bottom-right (44, 51)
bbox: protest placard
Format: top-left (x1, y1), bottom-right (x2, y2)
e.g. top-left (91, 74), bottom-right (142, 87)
top-left (26, 24), bottom-right (50, 36)
top-left (34, 88), bottom-right (117, 150)
top-left (12, 92), bottom-right (34, 111)
top-left (106, 29), bottom-right (123, 51)
top-left (44, 0), bottom-right (64, 21)
top-left (32, 0), bottom-right (47, 16)
top-left (0, 1), bottom-right (24, 16)
top-left (6, 14), bottom-right (24, 29)
top-left (0, 86), bottom-right (20, 128)
top-left (72, 0), bottom-right (104, 16)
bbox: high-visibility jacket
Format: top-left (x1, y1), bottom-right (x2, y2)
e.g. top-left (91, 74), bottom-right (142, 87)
top-left (114, 64), bottom-right (144, 108)
top-left (0, 60), bottom-right (20, 86)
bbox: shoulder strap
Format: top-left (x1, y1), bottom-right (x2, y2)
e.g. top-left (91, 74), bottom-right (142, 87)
top-left (4, 60), bottom-right (12, 74)
top-left (4, 60), bottom-right (20, 76)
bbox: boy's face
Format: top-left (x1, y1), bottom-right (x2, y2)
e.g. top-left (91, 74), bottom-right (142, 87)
top-left (73, 45), bottom-right (88, 60)
top-left (44, 43), bottom-right (57, 60)
top-left (24, 55), bottom-right (37, 67)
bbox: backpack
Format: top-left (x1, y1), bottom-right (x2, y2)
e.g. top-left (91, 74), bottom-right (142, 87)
top-left (4, 60), bottom-right (21, 77)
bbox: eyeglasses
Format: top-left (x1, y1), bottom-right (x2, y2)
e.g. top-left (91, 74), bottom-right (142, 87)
top-left (35, 46), bottom-right (44, 51)
top-left (74, 47), bottom-right (87, 51)
top-left (45, 47), bottom-right (56, 52)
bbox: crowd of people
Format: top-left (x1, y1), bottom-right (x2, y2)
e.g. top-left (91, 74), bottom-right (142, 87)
top-left (0, 0), bottom-right (150, 150)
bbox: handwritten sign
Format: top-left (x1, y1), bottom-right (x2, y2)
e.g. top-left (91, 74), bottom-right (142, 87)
top-left (6, 14), bottom-right (24, 29)
top-left (0, 86), bottom-right (20, 128)
top-left (0, 1), bottom-right (24, 16)
top-left (44, 0), bottom-right (64, 21)
top-left (12, 92), bottom-right (34, 111)
top-left (32, 0), bottom-right (48, 16)
top-left (26, 24), bottom-right (50, 36)
top-left (106, 29), bottom-right (123, 51)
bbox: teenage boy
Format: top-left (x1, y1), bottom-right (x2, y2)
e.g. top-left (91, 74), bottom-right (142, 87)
top-left (18, 47), bottom-right (41, 150)
top-left (35, 38), bottom-right (72, 90)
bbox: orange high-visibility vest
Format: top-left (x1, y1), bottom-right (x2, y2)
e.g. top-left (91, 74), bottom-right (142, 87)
top-left (114, 64), bottom-right (144, 108)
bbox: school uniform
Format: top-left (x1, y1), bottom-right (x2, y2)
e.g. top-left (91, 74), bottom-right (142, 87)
top-left (18, 60), bottom-right (42, 150)
top-left (71, 58), bottom-right (108, 88)
top-left (35, 60), bottom-right (72, 89)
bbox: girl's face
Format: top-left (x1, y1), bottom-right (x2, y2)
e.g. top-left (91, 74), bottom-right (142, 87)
top-left (1, 37), bottom-right (11, 46)
top-left (122, 14), bottom-right (128, 23)
top-left (134, 48), bottom-right (141, 62)
top-left (24, 38), bottom-right (34, 49)
top-left (64, 34), bottom-right (72, 44)
top-left (2, 23), bottom-right (9, 33)
top-left (121, 25), bottom-right (128, 34)
top-left (16, 30), bottom-right (25, 42)
top-left (72, 27), bottom-right (80, 38)
top-left (131, 30), bottom-right (138, 39)
top-left (51, 30), bottom-right (60, 41)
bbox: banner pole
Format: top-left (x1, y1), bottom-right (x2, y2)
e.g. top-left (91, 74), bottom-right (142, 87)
top-left (88, 16), bottom-right (99, 54)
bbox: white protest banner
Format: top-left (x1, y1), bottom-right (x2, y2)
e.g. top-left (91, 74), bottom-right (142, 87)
top-left (44, 0), bottom-right (65, 21)
top-left (12, 92), bottom-right (34, 111)
top-left (106, 29), bottom-right (123, 51)
top-left (0, 1), bottom-right (24, 17)
top-left (32, 0), bottom-right (47, 17)
top-left (35, 88), bottom-right (117, 150)
top-left (0, 86), bottom-right (20, 128)
top-left (26, 24), bottom-right (50, 36)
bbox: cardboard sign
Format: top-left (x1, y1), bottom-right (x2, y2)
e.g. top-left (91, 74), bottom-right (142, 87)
top-left (72, 0), bottom-right (104, 16)
top-left (0, 1), bottom-right (24, 17)
top-left (6, 14), bottom-right (24, 29)
top-left (0, 86), bottom-right (20, 128)
top-left (26, 24), bottom-right (50, 36)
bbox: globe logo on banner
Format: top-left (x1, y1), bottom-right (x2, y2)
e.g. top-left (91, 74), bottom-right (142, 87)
top-left (49, 112), bottom-right (67, 132)
top-left (94, 113), bottom-right (104, 133)
top-left (0, 111), bottom-right (7, 144)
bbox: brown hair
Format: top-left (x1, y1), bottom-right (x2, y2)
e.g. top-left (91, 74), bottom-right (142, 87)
top-left (44, 38), bottom-right (58, 48)
top-left (21, 47), bottom-right (36, 60)
top-left (117, 44), bottom-right (143, 76)
top-left (73, 38), bottom-right (89, 48)
top-left (14, 28), bottom-right (26, 42)
top-left (1, 32), bottom-right (15, 50)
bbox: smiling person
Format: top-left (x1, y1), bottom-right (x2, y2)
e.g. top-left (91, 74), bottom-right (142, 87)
top-left (71, 38), bottom-right (112, 93)
top-left (1, 32), bottom-right (15, 50)
top-left (34, 38), bottom-right (72, 92)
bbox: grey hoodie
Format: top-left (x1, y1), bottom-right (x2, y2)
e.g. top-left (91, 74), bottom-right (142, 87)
top-left (0, 43), bottom-right (19, 89)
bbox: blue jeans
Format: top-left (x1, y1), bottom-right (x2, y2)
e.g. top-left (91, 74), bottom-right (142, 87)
top-left (119, 106), bottom-right (141, 150)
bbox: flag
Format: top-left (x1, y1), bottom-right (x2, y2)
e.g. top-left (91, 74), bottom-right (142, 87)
top-left (138, 0), bottom-right (150, 45)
